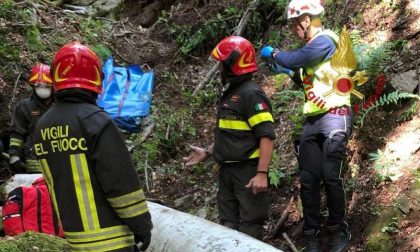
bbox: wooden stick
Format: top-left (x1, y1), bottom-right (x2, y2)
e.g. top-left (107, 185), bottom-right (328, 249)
top-left (282, 232), bottom-right (299, 252)
top-left (192, 63), bottom-right (219, 96)
top-left (165, 115), bottom-right (173, 140)
top-left (144, 151), bottom-right (150, 192)
top-left (127, 122), bottom-right (155, 152)
top-left (232, 0), bottom-right (260, 36)
top-left (9, 72), bottom-right (22, 112)
top-left (271, 195), bottom-right (294, 238)
top-left (192, 0), bottom-right (261, 96)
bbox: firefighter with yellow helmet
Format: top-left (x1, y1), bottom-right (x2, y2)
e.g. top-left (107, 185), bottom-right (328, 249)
top-left (9, 63), bottom-right (54, 173)
top-left (184, 36), bottom-right (276, 240)
top-left (261, 1), bottom-right (351, 251)
top-left (33, 42), bottom-right (152, 252)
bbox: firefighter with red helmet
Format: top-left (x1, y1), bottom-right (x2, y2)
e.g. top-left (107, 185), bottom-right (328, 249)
top-left (33, 42), bottom-right (152, 252)
top-left (184, 36), bottom-right (275, 240)
top-left (9, 63), bottom-right (54, 173)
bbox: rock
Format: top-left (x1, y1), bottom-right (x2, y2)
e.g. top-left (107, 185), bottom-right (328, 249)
top-left (63, 0), bottom-right (123, 18)
top-left (92, 0), bottom-right (123, 18)
top-left (390, 70), bottom-right (419, 93)
top-left (174, 194), bottom-right (192, 208)
top-left (396, 194), bottom-right (410, 214)
top-left (196, 206), bottom-right (207, 219)
top-left (412, 178), bottom-right (420, 211)
top-left (62, 4), bottom-right (93, 16)
top-left (69, 0), bottom-right (96, 6)
top-left (135, 1), bottom-right (160, 28)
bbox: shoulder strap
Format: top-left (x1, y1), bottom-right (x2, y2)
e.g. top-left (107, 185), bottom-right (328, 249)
top-left (21, 186), bottom-right (40, 232)
top-left (313, 29), bottom-right (339, 44)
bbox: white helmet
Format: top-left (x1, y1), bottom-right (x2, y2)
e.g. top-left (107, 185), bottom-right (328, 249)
top-left (287, 0), bottom-right (325, 19)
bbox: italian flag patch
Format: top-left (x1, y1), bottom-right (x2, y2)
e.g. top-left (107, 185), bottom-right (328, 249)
top-left (255, 102), bottom-right (268, 111)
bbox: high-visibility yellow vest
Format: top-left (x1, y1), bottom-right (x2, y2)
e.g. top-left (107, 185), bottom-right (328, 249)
top-left (301, 30), bottom-right (351, 116)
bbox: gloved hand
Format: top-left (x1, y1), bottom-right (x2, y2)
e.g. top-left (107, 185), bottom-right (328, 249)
top-left (135, 232), bottom-right (151, 252)
top-left (9, 155), bottom-right (26, 174)
top-left (271, 63), bottom-right (294, 76)
top-left (260, 46), bottom-right (275, 58)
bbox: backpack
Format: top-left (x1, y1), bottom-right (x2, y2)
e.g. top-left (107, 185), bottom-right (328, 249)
top-left (2, 177), bottom-right (63, 237)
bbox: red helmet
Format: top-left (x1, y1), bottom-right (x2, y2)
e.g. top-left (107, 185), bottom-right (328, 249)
top-left (52, 42), bottom-right (102, 93)
top-left (211, 36), bottom-right (257, 76)
top-left (28, 63), bottom-right (52, 86)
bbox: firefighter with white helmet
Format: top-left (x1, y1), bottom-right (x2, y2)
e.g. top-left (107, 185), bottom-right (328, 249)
top-left (286, 0), bottom-right (325, 40)
top-left (261, 1), bottom-right (351, 251)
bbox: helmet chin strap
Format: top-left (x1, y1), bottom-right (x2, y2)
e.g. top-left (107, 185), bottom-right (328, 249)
top-left (298, 23), bottom-right (309, 41)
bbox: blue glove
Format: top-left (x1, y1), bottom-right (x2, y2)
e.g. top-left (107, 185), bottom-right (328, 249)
top-left (261, 46), bottom-right (275, 58)
top-left (271, 63), bottom-right (293, 76)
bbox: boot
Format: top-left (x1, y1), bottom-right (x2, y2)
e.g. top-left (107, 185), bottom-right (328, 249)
top-left (222, 221), bottom-right (238, 230)
top-left (239, 223), bottom-right (264, 240)
top-left (328, 225), bottom-right (350, 252)
top-left (303, 229), bottom-right (321, 252)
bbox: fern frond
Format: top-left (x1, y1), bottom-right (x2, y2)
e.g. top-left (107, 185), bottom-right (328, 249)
top-left (271, 89), bottom-right (304, 114)
top-left (398, 100), bottom-right (419, 122)
top-left (355, 91), bottom-right (420, 128)
top-left (353, 43), bottom-right (392, 78)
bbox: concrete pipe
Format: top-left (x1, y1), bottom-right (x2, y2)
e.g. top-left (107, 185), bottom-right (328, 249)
top-left (147, 202), bottom-right (283, 252)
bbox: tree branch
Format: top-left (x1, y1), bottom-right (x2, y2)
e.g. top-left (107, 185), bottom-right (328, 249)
top-left (192, 0), bottom-right (261, 96)
top-left (271, 195), bottom-right (294, 238)
top-left (282, 232), bottom-right (299, 252)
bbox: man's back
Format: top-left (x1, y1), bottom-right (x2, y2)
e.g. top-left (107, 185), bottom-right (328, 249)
top-left (33, 92), bottom-right (152, 252)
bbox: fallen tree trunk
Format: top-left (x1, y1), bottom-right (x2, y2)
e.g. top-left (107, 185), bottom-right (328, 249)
top-left (147, 201), bottom-right (283, 252)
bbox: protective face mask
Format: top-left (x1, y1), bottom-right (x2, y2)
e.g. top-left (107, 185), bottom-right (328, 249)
top-left (35, 86), bottom-right (52, 99)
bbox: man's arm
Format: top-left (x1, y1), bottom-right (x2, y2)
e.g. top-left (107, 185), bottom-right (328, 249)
top-left (9, 102), bottom-right (30, 172)
top-left (9, 102), bottom-right (28, 157)
top-left (243, 90), bottom-right (276, 194)
top-left (89, 116), bottom-right (152, 250)
top-left (245, 137), bottom-right (273, 195)
top-left (273, 35), bottom-right (336, 69)
top-left (257, 137), bottom-right (273, 173)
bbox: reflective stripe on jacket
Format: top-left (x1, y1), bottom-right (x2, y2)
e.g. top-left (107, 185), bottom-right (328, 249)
top-left (33, 94), bottom-right (152, 252)
top-left (213, 79), bottom-right (275, 163)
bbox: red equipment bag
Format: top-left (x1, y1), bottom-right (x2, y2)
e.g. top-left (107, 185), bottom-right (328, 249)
top-left (2, 177), bottom-right (63, 237)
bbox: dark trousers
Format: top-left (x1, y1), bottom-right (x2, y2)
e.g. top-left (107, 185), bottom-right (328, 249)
top-left (298, 111), bottom-right (352, 230)
top-left (217, 160), bottom-right (269, 240)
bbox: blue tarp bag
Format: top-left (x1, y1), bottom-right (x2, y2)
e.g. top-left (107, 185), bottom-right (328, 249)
top-left (98, 56), bottom-right (154, 132)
